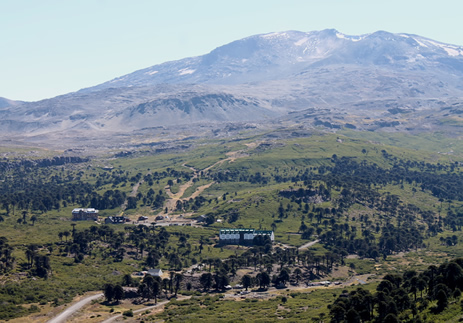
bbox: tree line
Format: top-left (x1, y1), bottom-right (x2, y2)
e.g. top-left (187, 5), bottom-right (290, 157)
top-left (329, 258), bottom-right (463, 322)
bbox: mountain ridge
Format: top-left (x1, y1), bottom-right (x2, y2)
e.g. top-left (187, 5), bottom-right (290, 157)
top-left (2, 29), bottom-right (463, 147)
top-left (81, 29), bottom-right (463, 92)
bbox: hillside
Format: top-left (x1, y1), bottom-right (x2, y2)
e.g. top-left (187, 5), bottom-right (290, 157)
top-left (1, 130), bottom-right (463, 321)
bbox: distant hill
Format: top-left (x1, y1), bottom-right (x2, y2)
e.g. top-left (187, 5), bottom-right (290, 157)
top-left (1, 29), bottom-right (463, 144)
top-left (0, 97), bottom-right (23, 109)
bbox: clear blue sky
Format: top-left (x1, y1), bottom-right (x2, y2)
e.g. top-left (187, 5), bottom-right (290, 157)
top-left (1, 0), bottom-right (462, 101)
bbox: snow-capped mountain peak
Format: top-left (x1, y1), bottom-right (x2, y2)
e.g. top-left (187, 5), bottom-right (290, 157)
top-left (80, 29), bottom-right (463, 93)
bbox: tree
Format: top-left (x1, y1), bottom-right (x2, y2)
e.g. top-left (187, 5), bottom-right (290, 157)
top-left (104, 284), bottom-right (115, 302)
top-left (453, 288), bottom-right (461, 300)
top-left (34, 255), bottom-right (51, 278)
top-left (241, 274), bottom-right (252, 291)
top-left (330, 304), bottom-right (346, 323)
top-left (169, 271), bottom-right (175, 293)
top-left (174, 273), bottom-right (183, 296)
top-left (215, 273), bottom-right (229, 290)
top-left (200, 272), bottom-right (213, 291)
top-left (138, 283), bottom-right (149, 300)
top-left (25, 244), bottom-right (37, 269)
top-left (140, 275), bottom-right (161, 303)
top-left (126, 197), bottom-right (137, 210)
top-left (162, 278), bottom-right (170, 296)
top-left (436, 289), bottom-right (448, 312)
top-left (293, 268), bottom-right (302, 285)
top-left (417, 278), bottom-right (427, 298)
top-left (346, 308), bottom-right (361, 323)
top-left (30, 215), bottom-right (37, 226)
top-left (278, 268), bottom-right (290, 286)
top-left (152, 280), bottom-right (161, 303)
top-left (122, 274), bottom-right (133, 287)
top-left (63, 231), bottom-right (70, 242)
top-left (22, 210), bottom-right (27, 223)
top-left (113, 285), bottom-right (124, 303)
top-left (256, 272), bottom-right (270, 289)
top-left (299, 221), bottom-right (307, 233)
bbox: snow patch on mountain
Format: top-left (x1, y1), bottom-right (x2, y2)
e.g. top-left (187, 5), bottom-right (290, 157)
top-left (109, 76), bottom-right (127, 84)
top-left (295, 37), bottom-right (309, 46)
top-left (444, 47), bottom-right (460, 56)
top-left (179, 68), bottom-right (196, 75)
top-left (261, 32), bottom-right (288, 39)
top-left (408, 36), bottom-right (463, 56)
top-left (413, 38), bottom-right (429, 48)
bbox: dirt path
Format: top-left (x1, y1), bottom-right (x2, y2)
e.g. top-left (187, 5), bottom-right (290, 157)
top-left (298, 239), bottom-right (320, 250)
top-left (121, 171), bottom-right (150, 212)
top-left (47, 293), bottom-right (103, 323)
top-left (161, 150), bottom-right (248, 217)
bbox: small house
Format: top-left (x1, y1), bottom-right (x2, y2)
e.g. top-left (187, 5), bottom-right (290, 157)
top-left (147, 268), bottom-right (163, 277)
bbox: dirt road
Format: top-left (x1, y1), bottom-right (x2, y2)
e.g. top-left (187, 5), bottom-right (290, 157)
top-left (47, 293), bottom-right (103, 323)
top-left (298, 239), bottom-right (320, 250)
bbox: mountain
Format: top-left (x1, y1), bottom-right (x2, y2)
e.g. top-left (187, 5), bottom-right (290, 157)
top-left (0, 97), bottom-right (23, 109)
top-left (2, 29), bottom-right (463, 146)
top-left (83, 29), bottom-right (463, 91)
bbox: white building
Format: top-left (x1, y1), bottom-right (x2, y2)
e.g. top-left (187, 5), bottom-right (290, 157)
top-left (147, 269), bottom-right (163, 277)
top-left (219, 228), bottom-right (274, 245)
top-left (72, 208), bottom-right (99, 221)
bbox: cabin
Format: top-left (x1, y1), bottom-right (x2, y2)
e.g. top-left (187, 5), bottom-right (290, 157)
top-left (72, 208), bottom-right (99, 221)
top-left (219, 228), bottom-right (274, 245)
top-left (147, 268), bottom-right (163, 277)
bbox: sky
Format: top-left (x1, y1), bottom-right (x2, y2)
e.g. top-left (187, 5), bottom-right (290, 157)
top-left (1, 0), bottom-right (462, 102)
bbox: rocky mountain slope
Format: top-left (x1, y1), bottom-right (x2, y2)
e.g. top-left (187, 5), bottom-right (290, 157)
top-left (2, 29), bottom-right (463, 145)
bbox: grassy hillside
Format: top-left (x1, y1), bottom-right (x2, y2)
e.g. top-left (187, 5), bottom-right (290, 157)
top-left (2, 130), bottom-right (463, 321)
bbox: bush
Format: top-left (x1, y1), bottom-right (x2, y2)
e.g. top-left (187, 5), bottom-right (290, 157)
top-left (29, 305), bottom-right (39, 313)
top-left (123, 309), bottom-right (134, 317)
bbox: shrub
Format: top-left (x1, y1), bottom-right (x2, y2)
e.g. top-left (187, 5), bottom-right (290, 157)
top-left (123, 309), bottom-right (134, 317)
